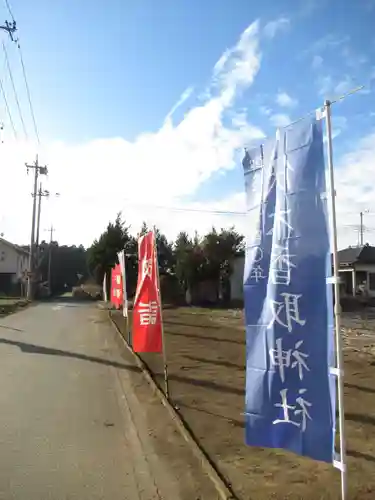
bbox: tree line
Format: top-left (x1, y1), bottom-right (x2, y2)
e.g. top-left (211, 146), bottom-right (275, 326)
top-left (87, 213), bottom-right (244, 305)
top-left (35, 241), bottom-right (89, 295)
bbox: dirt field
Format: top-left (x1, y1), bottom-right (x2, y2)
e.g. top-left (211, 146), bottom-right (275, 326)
top-left (111, 307), bottom-right (375, 500)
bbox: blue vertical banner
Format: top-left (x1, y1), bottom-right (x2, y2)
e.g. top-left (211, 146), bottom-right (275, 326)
top-left (242, 116), bottom-right (336, 463)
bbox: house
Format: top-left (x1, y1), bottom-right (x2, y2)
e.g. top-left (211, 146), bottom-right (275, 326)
top-left (0, 237), bottom-right (29, 295)
top-left (338, 244), bottom-right (375, 298)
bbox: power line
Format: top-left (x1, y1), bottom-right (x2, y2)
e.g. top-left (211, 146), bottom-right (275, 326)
top-left (4, 0), bottom-right (15, 22)
top-left (134, 203), bottom-right (247, 216)
top-left (0, 73), bottom-right (17, 139)
top-left (69, 194), bottom-right (247, 216)
top-left (17, 41), bottom-right (40, 144)
top-left (2, 40), bottom-right (27, 140)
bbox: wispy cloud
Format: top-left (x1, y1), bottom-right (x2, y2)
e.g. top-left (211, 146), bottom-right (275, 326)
top-left (1, 21), bottom-right (265, 246)
top-left (334, 76), bottom-right (354, 95)
top-left (165, 86), bottom-right (194, 122)
top-left (317, 75), bottom-right (334, 96)
top-left (211, 21), bottom-right (261, 105)
top-left (341, 47), bottom-right (368, 69)
top-left (260, 105), bottom-right (272, 116)
top-left (263, 18), bottom-right (290, 39)
top-left (315, 75), bottom-right (372, 98)
top-left (317, 74), bottom-right (358, 98)
top-left (331, 115), bottom-right (348, 140)
top-left (270, 113), bottom-right (291, 127)
top-left (312, 55), bottom-right (323, 69)
top-left (303, 34), bottom-right (350, 59)
top-left (276, 91), bottom-right (298, 108)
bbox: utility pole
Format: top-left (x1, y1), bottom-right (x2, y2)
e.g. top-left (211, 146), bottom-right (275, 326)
top-left (34, 187), bottom-right (59, 267)
top-left (26, 156), bottom-right (48, 300)
top-left (359, 209), bottom-right (369, 247)
top-left (47, 225), bottom-right (55, 295)
top-left (35, 184), bottom-right (49, 265)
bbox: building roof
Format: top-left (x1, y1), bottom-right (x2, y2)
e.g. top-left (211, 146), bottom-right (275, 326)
top-left (0, 237), bottom-right (29, 257)
top-left (338, 244), bottom-right (375, 265)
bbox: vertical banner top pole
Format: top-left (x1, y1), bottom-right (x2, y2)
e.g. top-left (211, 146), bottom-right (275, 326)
top-left (324, 99), bottom-right (347, 499)
top-left (153, 228), bottom-right (169, 399)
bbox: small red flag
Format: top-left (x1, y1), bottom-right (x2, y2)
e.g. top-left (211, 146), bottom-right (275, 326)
top-left (111, 264), bottom-right (123, 309)
top-left (132, 232), bottom-right (162, 353)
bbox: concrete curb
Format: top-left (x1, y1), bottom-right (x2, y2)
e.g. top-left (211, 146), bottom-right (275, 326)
top-left (107, 310), bottom-right (236, 500)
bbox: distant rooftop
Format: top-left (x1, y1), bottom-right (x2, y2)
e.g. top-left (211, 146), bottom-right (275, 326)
top-left (338, 244), bottom-right (375, 265)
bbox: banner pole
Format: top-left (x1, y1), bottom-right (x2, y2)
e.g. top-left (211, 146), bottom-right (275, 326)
top-left (121, 250), bottom-right (131, 347)
top-left (153, 229), bottom-right (169, 399)
top-left (324, 99), bottom-right (347, 499)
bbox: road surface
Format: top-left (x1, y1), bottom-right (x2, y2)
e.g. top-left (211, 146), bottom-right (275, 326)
top-left (0, 300), bottom-right (219, 500)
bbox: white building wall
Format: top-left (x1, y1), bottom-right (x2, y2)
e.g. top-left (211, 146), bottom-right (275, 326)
top-left (0, 241), bottom-right (28, 281)
top-left (0, 240), bottom-right (18, 274)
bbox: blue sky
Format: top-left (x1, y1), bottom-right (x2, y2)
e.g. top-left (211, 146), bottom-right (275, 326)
top-left (0, 0), bottom-right (375, 246)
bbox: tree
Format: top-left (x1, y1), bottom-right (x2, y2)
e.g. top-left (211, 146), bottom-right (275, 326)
top-left (87, 213), bottom-right (137, 293)
top-left (88, 215), bottom-right (245, 305)
top-left (154, 226), bottom-right (175, 275)
top-left (214, 227), bottom-right (244, 302)
top-left (173, 227), bottom-right (244, 303)
top-left (137, 223), bottom-right (175, 275)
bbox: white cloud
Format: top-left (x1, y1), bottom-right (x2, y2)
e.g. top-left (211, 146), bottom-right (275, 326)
top-left (0, 21), bottom-right (264, 247)
top-left (211, 21), bottom-right (262, 105)
top-left (263, 18), bottom-right (290, 39)
top-left (335, 131), bottom-right (375, 248)
top-left (270, 113), bottom-right (291, 127)
top-left (170, 130), bottom-right (375, 250)
top-left (275, 91), bottom-right (298, 108)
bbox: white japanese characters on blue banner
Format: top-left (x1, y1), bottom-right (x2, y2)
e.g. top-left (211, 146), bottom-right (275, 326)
top-left (242, 116), bottom-right (336, 463)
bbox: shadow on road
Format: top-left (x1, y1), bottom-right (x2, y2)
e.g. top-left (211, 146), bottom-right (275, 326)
top-left (0, 324), bottom-right (24, 332)
top-left (0, 337), bottom-right (141, 373)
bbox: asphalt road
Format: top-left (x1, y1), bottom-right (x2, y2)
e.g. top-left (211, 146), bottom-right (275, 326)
top-left (0, 301), bottom-right (213, 500)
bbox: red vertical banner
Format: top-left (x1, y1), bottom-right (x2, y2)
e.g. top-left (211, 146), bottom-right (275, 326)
top-left (132, 231), bottom-right (163, 353)
top-left (111, 264), bottom-right (123, 309)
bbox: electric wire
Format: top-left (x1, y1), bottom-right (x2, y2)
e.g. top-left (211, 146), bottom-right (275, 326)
top-left (0, 74), bottom-right (17, 139)
top-left (4, 0), bottom-right (15, 22)
top-left (2, 41), bottom-right (27, 139)
top-left (17, 41), bottom-right (40, 144)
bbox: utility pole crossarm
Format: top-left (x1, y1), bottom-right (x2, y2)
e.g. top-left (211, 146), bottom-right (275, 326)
top-left (0, 20), bottom-right (17, 41)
